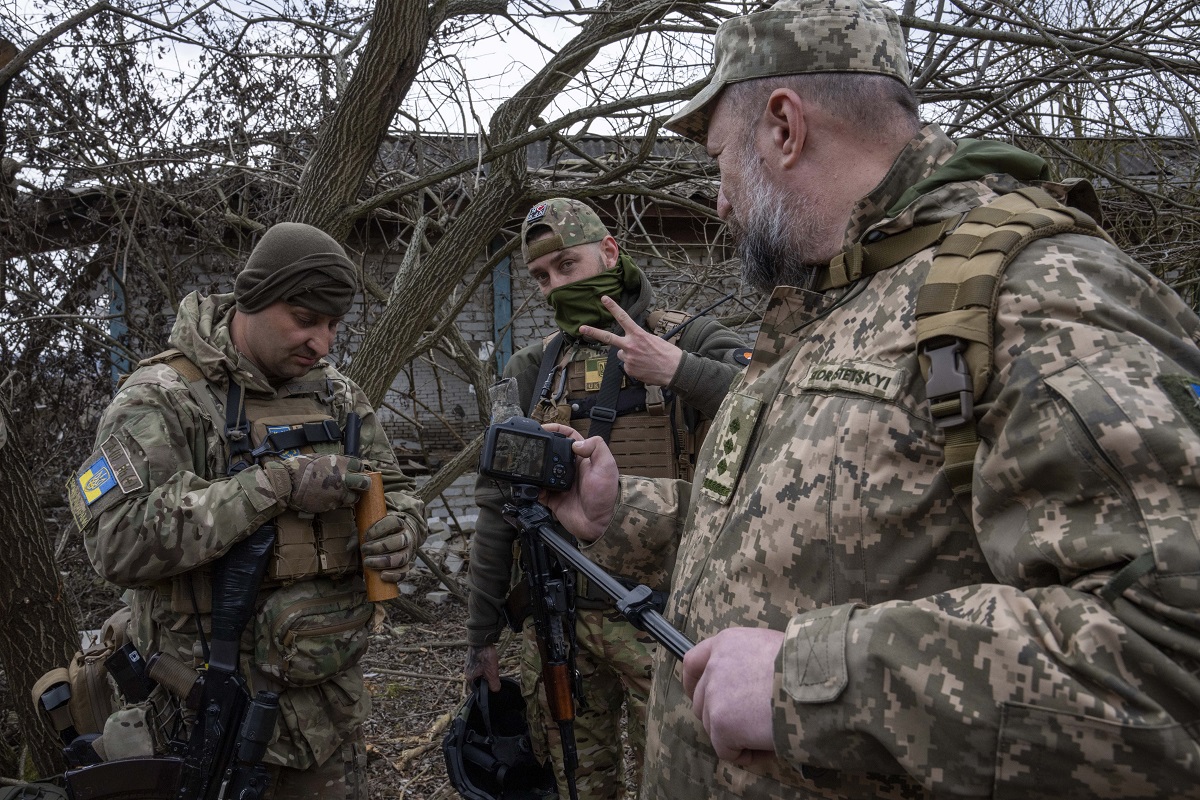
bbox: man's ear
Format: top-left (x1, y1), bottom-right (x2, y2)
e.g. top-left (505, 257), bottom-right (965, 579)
top-left (762, 88), bottom-right (807, 170)
top-left (600, 235), bottom-right (620, 268)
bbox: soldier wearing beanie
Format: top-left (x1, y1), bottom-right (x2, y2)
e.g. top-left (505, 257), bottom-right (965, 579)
top-left (539, 0), bottom-right (1200, 798)
top-left (69, 222), bottom-right (427, 798)
top-left (465, 198), bottom-right (748, 798)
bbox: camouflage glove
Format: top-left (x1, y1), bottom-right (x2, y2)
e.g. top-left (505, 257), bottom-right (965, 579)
top-left (360, 514), bottom-right (419, 582)
top-left (265, 454), bottom-right (370, 514)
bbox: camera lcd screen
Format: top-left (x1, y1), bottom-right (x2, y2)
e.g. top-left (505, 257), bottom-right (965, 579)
top-left (492, 429), bottom-right (546, 479)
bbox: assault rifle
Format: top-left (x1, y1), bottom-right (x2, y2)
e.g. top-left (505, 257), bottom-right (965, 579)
top-left (480, 412), bottom-right (695, 800)
top-left (498, 484), bottom-right (694, 800)
top-left (60, 525), bottom-right (280, 800)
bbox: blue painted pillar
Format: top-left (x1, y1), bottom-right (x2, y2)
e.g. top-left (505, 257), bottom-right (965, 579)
top-left (491, 235), bottom-right (514, 373)
top-left (108, 273), bottom-right (131, 388)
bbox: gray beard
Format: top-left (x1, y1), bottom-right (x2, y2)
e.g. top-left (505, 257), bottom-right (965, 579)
top-left (730, 160), bottom-right (839, 294)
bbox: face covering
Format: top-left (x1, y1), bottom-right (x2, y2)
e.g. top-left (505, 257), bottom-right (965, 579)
top-left (546, 254), bottom-right (636, 338)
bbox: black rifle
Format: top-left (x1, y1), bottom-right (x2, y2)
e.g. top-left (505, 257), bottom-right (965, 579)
top-left (502, 485), bottom-right (695, 800)
top-left (62, 523), bottom-right (281, 800)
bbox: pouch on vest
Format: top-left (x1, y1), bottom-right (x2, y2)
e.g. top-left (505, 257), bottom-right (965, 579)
top-left (251, 413), bottom-right (358, 583)
top-left (252, 577), bottom-right (374, 688)
top-left (31, 607), bottom-right (131, 741)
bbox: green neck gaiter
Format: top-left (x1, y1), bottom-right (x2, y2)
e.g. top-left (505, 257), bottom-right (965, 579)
top-left (547, 254), bottom-right (638, 338)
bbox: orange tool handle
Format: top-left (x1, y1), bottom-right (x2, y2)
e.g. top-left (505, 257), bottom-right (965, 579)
top-left (355, 471), bottom-right (399, 602)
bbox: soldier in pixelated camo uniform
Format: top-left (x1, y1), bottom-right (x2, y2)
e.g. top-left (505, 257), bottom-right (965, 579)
top-left (465, 198), bottom-right (747, 798)
top-left (68, 223), bottom-right (426, 799)
top-left (541, 1), bottom-right (1200, 797)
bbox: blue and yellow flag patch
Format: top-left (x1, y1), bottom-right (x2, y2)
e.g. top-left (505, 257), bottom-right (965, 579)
top-left (77, 455), bottom-right (118, 504)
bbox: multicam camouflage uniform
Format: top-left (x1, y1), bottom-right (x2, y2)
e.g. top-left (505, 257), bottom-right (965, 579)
top-left (585, 123), bottom-right (1200, 798)
top-left (71, 292), bottom-right (424, 795)
top-left (469, 259), bottom-right (745, 799)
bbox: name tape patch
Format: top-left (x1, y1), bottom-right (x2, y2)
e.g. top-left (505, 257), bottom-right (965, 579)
top-left (801, 361), bottom-right (905, 402)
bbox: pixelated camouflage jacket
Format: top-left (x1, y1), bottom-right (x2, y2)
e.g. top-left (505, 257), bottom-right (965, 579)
top-left (466, 260), bottom-right (746, 647)
top-left (584, 125), bottom-right (1200, 799)
top-left (77, 291), bottom-right (424, 770)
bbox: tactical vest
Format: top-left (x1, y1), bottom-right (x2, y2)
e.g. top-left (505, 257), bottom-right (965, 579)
top-left (131, 350), bottom-right (359, 609)
top-left (821, 185), bottom-right (1111, 498)
top-left (529, 310), bottom-right (708, 482)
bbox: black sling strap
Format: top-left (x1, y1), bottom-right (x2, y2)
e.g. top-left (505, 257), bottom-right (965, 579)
top-left (225, 380), bottom-right (253, 474)
top-left (586, 345), bottom-right (625, 444)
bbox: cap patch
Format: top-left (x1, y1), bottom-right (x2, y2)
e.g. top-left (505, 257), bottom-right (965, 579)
top-left (526, 203), bottom-right (548, 224)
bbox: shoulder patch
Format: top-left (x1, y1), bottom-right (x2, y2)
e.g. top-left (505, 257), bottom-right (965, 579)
top-left (801, 361), bottom-right (905, 402)
top-left (68, 435), bottom-right (144, 532)
top-left (733, 349), bottom-right (753, 367)
top-left (76, 454), bottom-right (118, 505)
top-left (1157, 374), bottom-right (1200, 436)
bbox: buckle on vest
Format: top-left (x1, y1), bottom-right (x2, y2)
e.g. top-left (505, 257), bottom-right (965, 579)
top-left (645, 385), bottom-right (666, 415)
top-left (924, 339), bottom-right (973, 428)
top-left (304, 419), bottom-right (342, 443)
top-left (590, 405), bottom-right (617, 423)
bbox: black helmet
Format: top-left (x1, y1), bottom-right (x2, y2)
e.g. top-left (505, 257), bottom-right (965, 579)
top-left (442, 677), bottom-right (557, 800)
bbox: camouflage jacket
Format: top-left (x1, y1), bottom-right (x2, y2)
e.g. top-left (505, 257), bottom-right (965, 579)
top-left (76, 291), bottom-right (424, 771)
top-left (467, 262), bottom-right (746, 647)
top-left (585, 125), bottom-right (1200, 798)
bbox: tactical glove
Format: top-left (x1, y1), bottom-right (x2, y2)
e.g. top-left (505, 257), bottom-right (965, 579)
top-left (360, 514), bottom-right (420, 582)
top-left (265, 454), bottom-right (370, 514)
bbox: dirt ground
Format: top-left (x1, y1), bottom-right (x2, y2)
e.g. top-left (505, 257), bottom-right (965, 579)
top-left (358, 571), bottom-right (517, 800)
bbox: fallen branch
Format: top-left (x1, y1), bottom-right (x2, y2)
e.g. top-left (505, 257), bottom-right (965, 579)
top-left (392, 708), bottom-right (455, 774)
top-left (371, 667), bottom-right (463, 683)
top-left (386, 594), bottom-right (435, 624)
top-left (386, 638), bottom-right (468, 652)
top-left (415, 547), bottom-right (468, 605)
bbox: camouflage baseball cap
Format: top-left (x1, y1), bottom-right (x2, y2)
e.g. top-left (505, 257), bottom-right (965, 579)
top-left (665, 0), bottom-right (911, 143)
top-left (520, 198), bottom-right (610, 262)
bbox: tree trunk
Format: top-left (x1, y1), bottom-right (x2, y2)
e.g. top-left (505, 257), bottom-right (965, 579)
top-left (346, 0), bottom-right (676, 405)
top-left (289, 0), bottom-right (432, 237)
top-left (0, 401), bottom-right (78, 777)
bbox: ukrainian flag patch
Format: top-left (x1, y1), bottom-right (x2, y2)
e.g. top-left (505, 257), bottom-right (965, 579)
top-left (77, 456), bottom-right (118, 505)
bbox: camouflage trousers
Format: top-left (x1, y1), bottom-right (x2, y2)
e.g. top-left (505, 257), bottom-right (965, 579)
top-left (263, 727), bottom-right (367, 800)
top-left (521, 608), bottom-right (656, 800)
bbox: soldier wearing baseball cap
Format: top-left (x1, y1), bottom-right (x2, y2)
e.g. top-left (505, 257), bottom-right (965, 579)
top-left (465, 197), bottom-right (747, 798)
top-left (537, 0), bottom-right (1200, 798)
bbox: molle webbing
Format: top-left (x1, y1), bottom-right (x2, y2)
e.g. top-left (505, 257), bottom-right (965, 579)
top-left (570, 412), bottom-right (681, 479)
top-left (820, 216), bottom-right (962, 291)
top-left (145, 350), bottom-right (358, 598)
top-left (914, 186), bottom-right (1109, 496)
top-left (529, 310), bottom-right (703, 480)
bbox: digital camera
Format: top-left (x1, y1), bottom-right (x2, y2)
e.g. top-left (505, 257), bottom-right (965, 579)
top-left (479, 416), bottom-right (575, 491)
